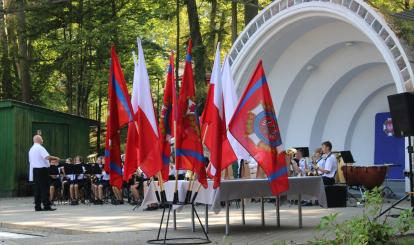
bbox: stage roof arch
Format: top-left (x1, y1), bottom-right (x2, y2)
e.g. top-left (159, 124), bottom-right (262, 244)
top-left (229, 0), bottom-right (414, 164)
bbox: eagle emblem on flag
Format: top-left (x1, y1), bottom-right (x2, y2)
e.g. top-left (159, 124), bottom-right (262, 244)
top-left (246, 102), bottom-right (282, 153)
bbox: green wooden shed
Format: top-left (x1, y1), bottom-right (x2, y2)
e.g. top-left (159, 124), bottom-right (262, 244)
top-left (0, 100), bottom-right (98, 197)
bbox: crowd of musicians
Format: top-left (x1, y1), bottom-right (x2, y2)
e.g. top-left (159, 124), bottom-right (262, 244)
top-left (29, 134), bottom-right (338, 211)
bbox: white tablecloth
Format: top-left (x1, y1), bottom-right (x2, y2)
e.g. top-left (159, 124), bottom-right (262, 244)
top-left (141, 176), bottom-right (327, 213)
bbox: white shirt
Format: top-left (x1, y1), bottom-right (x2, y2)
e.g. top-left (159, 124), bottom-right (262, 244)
top-left (321, 153), bottom-right (337, 178)
top-left (28, 143), bottom-right (50, 181)
top-left (298, 158), bottom-right (308, 174)
top-left (102, 170), bottom-right (110, 181)
top-left (169, 166), bottom-right (186, 177)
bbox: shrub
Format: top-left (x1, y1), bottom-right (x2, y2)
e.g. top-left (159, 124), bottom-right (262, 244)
top-left (310, 187), bottom-right (414, 245)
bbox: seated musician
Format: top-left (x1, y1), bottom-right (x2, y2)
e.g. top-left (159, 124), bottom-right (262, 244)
top-left (289, 154), bottom-right (301, 177)
top-left (316, 141), bottom-right (338, 185)
top-left (69, 155), bottom-right (86, 205)
top-left (92, 156), bottom-right (109, 205)
top-left (308, 148), bottom-right (323, 176)
top-left (295, 149), bottom-right (308, 176)
top-left (169, 163), bottom-right (186, 180)
top-left (129, 168), bottom-right (144, 205)
top-left (49, 159), bottom-right (62, 205)
top-left (61, 158), bottom-right (72, 201)
top-left (112, 158), bottom-right (124, 205)
top-left (112, 185), bottom-right (124, 205)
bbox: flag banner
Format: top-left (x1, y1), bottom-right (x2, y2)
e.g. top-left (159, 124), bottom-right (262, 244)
top-left (124, 51), bottom-right (140, 182)
top-left (124, 38), bottom-right (163, 181)
top-left (221, 57), bottom-right (250, 161)
top-left (229, 60), bottom-right (288, 195)
top-left (159, 52), bottom-right (177, 181)
top-left (175, 39), bottom-right (207, 188)
top-left (201, 44), bottom-right (237, 188)
top-left (105, 45), bottom-right (135, 189)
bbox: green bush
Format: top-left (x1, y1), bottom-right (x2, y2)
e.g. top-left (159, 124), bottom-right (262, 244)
top-left (310, 187), bottom-right (414, 245)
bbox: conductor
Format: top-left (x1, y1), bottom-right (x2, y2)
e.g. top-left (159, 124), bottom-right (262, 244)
top-left (29, 135), bottom-right (59, 211)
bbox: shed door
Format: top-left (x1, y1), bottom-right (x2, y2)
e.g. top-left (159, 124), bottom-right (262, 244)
top-left (32, 122), bottom-right (69, 158)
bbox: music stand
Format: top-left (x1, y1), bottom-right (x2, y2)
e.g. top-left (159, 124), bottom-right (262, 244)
top-left (64, 164), bottom-right (84, 176)
top-left (293, 147), bottom-right (309, 157)
top-left (85, 163), bottom-right (102, 175)
top-left (340, 151), bottom-right (355, 164)
top-left (337, 151), bottom-right (360, 205)
top-left (49, 165), bottom-right (60, 175)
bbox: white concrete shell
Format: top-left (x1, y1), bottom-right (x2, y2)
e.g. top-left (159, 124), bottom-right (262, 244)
top-left (228, 0), bottom-right (414, 165)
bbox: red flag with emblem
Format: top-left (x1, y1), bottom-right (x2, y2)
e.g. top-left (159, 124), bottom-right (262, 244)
top-left (229, 60), bottom-right (288, 195)
top-left (175, 40), bottom-right (207, 188)
top-left (159, 52), bottom-right (177, 181)
top-left (105, 45), bottom-right (135, 189)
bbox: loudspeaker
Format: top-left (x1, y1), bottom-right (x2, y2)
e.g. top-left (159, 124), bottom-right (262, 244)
top-left (325, 185), bottom-right (347, 208)
top-left (387, 92), bottom-right (414, 137)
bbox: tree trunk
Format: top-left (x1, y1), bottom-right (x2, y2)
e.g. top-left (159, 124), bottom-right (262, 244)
top-left (217, 10), bottom-right (226, 46)
top-left (16, 0), bottom-right (31, 102)
top-left (0, 0), bottom-right (12, 99)
top-left (244, 0), bottom-right (258, 26)
top-left (207, 0), bottom-right (217, 59)
top-left (231, 0), bottom-right (237, 43)
top-left (15, 0), bottom-right (31, 102)
top-left (185, 0), bottom-right (206, 87)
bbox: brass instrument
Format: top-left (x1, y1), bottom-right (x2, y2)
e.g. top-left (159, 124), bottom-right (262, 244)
top-left (307, 157), bottom-right (319, 176)
top-left (286, 148), bottom-right (299, 176)
top-left (286, 147), bottom-right (297, 156)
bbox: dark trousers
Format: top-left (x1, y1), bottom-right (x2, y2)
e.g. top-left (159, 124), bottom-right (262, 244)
top-left (322, 176), bottom-right (335, 185)
top-left (33, 167), bottom-right (51, 209)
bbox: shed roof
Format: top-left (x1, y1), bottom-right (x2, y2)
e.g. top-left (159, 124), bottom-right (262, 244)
top-left (0, 100), bottom-right (99, 125)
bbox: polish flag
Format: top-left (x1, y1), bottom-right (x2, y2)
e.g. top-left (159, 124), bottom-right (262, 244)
top-left (221, 56), bottom-right (250, 163)
top-left (124, 38), bottom-right (163, 180)
top-left (201, 44), bottom-right (237, 188)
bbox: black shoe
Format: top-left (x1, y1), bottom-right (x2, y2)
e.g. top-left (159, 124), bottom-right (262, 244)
top-left (144, 205), bottom-right (158, 211)
top-left (35, 207), bottom-right (42, 211)
top-left (43, 207), bottom-right (56, 211)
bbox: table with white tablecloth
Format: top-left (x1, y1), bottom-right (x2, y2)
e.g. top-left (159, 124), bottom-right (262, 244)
top-left (141, 176), bottom-right (327, 235)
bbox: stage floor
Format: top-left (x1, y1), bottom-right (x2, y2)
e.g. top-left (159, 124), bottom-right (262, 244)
top-left (0, 197), bottom-right (411, 245)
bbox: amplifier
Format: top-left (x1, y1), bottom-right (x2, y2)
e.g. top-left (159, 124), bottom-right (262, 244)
top-left (325, 184), bottom-right (347, 208)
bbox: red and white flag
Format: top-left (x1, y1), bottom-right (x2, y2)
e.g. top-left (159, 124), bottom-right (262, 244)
top-left (124, 38), bottom-right (163, 180)
top-left (201, 44), bottom-right (237, 188)
top-left (221, 56), bottom-right (250, 161)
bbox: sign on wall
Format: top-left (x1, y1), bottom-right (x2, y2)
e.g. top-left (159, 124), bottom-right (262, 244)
top-left (374, 112), bottom-right (404, 180)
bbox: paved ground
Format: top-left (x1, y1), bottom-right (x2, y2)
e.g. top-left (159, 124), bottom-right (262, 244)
top-left (0, 197), bottom-right (411, 245)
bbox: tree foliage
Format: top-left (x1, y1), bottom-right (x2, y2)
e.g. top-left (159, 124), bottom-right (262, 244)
top-left (0, 0), bottom-right (410, 118)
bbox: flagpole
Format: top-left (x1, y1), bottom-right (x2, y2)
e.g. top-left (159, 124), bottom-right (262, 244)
top-left (190, 124), bottom-right (209, 203)
top-left (173, 120), bottom-right (179, 204)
